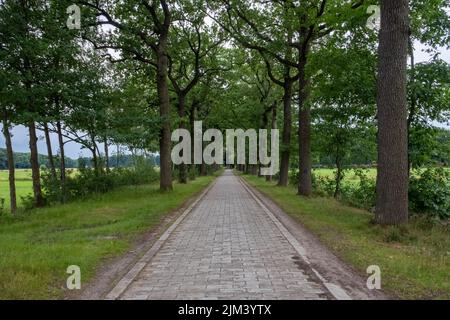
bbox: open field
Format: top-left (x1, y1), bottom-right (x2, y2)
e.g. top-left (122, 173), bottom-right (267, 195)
top-left (243, 174), bottom-right (450, 300)
top-left (0, 169), bottom-right (33, 209)
top-left (0, 175), bottom-right (216, 299)
top-left (313, 168), bottom-right (377, 182)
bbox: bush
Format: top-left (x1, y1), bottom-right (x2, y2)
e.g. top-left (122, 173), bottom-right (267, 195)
top-left (305, 168), bottom-right (376, 210)
top-left (41, 157), bottom-right (158, 206)
top-left (340, 169), bottom-right (376, 210)
top-left (20, 194), bottom-right (44, 211)
top-left (309, 167), bottom-right (449, 220)
top-left (409, 168), bottom-right (450, 220)
top-left (288, 170), bottom-right (299, 186)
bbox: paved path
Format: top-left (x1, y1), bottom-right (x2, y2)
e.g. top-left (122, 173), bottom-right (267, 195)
top-left (112, 170), bottom-right (335, 300)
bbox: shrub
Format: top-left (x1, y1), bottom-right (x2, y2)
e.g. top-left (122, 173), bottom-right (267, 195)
top-left (20, 194), bottom-right (44, 210)
top-left (409, 168), bottom-right (450, 220)
top-left (288, 170), bottom-right (299, 186)
top-left (41, 157), bottom-right (158, 206)
top-left (340, 169), bottom-right (376, 210)
top-left (286, 167), bottom-right (449, 220)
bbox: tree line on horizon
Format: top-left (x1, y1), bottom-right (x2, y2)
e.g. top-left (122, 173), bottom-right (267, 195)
top-left (0, 148), bottom-right (161, 170)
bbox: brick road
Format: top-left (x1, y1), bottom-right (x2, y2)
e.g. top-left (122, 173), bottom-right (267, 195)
top-left (116, 170), bottom-right (332, 300)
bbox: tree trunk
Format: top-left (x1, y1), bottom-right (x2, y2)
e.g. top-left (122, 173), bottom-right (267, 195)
top-left (200, 162), bottom-right (207, 176)
top-left (267, 102), bottom-right (277, 182)
top-left (177, 94), bottom-right (188, 184)
top-left (2, 110), bottom-right (17, 215)
top-left (297, 52), bottom-right (312, 196)
top-left (104, 136), bottom-right (110, 173)
top-left (334, 141), bottom-right (343, 199)
top-left (375, 0), bottom-right (409, 225)
top-left (56, 121), bottom-right (66, 203)
top-left (43, 122), bottom-right (57, 180)
top-left (28, 121), bottom-right (45, 207)
top-left (116, 144), bottom-right (120, 168)
top-left (156, 36), bottom-right (173, 191)
top-left (91, 146), bottom-right (98, 175)
top-left (259, 103), bottom-right (269, 178)
top-left (189, 102), bottom-right (198, 180)
top-left (278, 80), bottom-right (293, 186)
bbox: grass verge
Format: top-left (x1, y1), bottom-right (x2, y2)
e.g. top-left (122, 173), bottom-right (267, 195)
top-left (242, 174), bottom-right (450, 300)
top-left (0, 175), bottom-right (216, 299)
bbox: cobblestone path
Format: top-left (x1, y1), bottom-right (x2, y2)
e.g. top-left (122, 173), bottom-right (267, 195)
top-left (113, 170), bottom-right (333, 300)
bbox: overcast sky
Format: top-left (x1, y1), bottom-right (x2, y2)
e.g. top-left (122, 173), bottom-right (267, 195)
top-left (1, 42), bottom-right (449, 159)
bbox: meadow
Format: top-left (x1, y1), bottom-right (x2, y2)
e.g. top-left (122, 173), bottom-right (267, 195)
top-left (0, 169), bottom-right (33, 209)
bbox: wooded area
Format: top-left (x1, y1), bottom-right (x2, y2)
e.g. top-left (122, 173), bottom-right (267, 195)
top-left (1, 0), bottom-right (449, 224)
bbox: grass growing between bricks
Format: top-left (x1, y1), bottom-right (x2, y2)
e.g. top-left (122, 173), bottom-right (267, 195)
top-left (243, 174), bottom-right (450, 300)
top-left (0, 175), bottom-right (216, 299)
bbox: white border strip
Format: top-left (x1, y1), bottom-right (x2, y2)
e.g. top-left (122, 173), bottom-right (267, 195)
top-left (239, 177), bottom-right (352, 300)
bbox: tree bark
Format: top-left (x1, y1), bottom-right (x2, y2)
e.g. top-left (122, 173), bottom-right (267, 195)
top-left (278, 80), bottom-right (293, 186)
top-left (267, 102), bottom-right (277, 182)
top-left (200, 162), bottom-right (207, 176)
top-left (177, 94), bottom-right (188, 184)
top-left (116, 144), bottom-right (120, 168)
top-left (56, 121), bottom-right (66, 203)
top-left (28, 121), bottom-right (45, 207)
top-left (2, 110), bottom-right (17, 215)
top-left (43, 122), bottom-right (57, 180)
top-left (189, 101), bottom-right (198, 180)
top-left (104, 136), bottom-right (110, 173)
top-left (375, 0), bottom-right (409, 225)
top-left (91, 147), bottom-right (98, 175)
top-left (297, 52), bottom-right (312, 196)
top-left (156, 31), bottom-right (173, 191)
top-left (333, 139), bottom-right (343, 199)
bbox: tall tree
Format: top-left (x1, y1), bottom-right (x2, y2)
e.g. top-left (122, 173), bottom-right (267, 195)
top-left (209, 0), bottom-right (369, 195)
top-left (407, 0), bottom-right (450, 174)
top-left (168, 13), bottom-right (224, 183)
top-left (1, 109), bottom-right (17, 215)
top-left (375, 0), bottom-right (410, 225)
top-left (78, 0), bottom-right (174, 191)
top-left (0, 0), bottom-right (47, 207)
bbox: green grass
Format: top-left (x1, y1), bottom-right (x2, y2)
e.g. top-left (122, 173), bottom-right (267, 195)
top-left (313, 167), bottom-right (450, 184)
top-left (0, 175), bottom-right (216, 299)
top-left (243, 174), bottom-right (450, 300)
top-left (0, 169), bottom-right (33, 208)
top-left (314, 168), bottom-right (376, 183)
